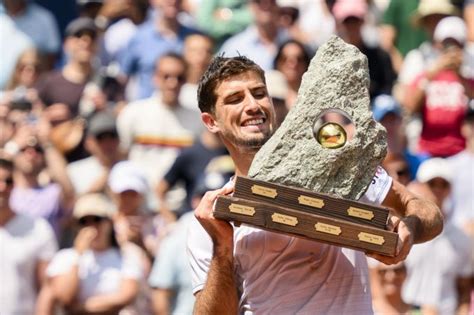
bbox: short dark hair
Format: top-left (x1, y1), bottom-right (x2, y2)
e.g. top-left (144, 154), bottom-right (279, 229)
top-left (155, 52), bottom-right (187, 72)
top-left (273, 39), bottom-right (312, 70)
top-left (0, 156), bottom-right (14, 172)
top-left (197, 55), bottom-right (266, 114)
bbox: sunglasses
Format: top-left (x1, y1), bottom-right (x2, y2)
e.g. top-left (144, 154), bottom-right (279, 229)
top-left (96, 131), bottom-right (118, 141)
top-left (159, 73), bottom-right (186, 83)
top-left (78, 215), bottom-right (105, 226)
top-left (74, 30), bottom-right (97, 40)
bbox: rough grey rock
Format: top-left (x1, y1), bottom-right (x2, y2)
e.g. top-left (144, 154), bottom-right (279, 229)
top-left (248, 36), bottom-right (387, 200)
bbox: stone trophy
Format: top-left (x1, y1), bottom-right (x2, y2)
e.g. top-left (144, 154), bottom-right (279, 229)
top-left (213, 36), bottom-right (398, 256)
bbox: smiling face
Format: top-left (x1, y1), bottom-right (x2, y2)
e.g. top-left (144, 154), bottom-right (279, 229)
top-left (202, 71), bottom-right (276, 152)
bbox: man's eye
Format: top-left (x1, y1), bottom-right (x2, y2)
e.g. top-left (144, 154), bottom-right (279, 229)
top-left (253, 91), bottom-right (267, 98)
top-left (227, 97), bottom-right (242, 104)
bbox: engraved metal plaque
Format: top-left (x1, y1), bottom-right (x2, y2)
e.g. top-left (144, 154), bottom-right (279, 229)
top-left (315, 222), bottom-right (342, 235)
top-left (229, 203), bottom-right (255, 216)
top-left (251, 185), bottom-right (278, 198)
top-left (347, 207), bottom-right (375, 220)
top-left (271, 213), bottom-right (298, 226)
top-left (358, 232), bottom-right (385, 245)
top-left (298, 195), bottom-right (325, 208)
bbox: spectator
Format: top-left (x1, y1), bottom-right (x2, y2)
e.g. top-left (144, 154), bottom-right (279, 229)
top-left (108, 160), bottom-right (163, 259)
top-left (219, 0), bottom-right (289, 70)
top-left (447, 103), bottom-right (474, 236)
top-left (0, 154), bottom-right (58, 315)
top-left (372, 94), bottom-right (405, 155)
top-left (368, 260), bottom-right (411, 315)
top-left (0, 14), bottom-right (33, 90)
top-left (179, 33), bottom-right (214, 110)
top-left (155, 129), bottom-right (228, 220)
top-left (117, 53), bottom-right (203, 210)
top-left (379, 0), bottom-right (427, 74)
top-left (45, 193), bottom-right (145, 314)
top-left (8, 113), bottom-right (75, 240)
top-left (332, 0), bottom-right (396, 99)
top-left (67, 110), bottom-right (125, 195)
top-left (404, 16), bottom-right (473, 158)
top-left (36, 17), bottom-right (100, 117)
top-left (196, 0), bottom-right (252, 48)
top-left (119, 0), bottom-right (198, 100)
top-left (273, 39), bottom-right (311, 108)
top-left (403, 158), bottom-right (472, 315)
top-left (5, 48), bottom-right (45, 93)
top-left (381, 153), bottom-right (411, 186)
top-left (1, 0), bottom-right (60, 66)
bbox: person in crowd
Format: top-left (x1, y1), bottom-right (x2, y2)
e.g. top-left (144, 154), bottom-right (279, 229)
top-left (45, 193), bottom-right (145, 314)
top-left (67, 110), bottom-right (125, 195)
top-left (119, 0), bottom-right (198, 100)
top-left (36, 17), bottom-right (100, 117)
top-left (149, 170), bottom-right (232, 315)
top-left (368, 260), bottom-right (412, 315)
top-left (108, 160), bottom-right (163, 259)
top-left (219, 0), bottom-right (289, 71)
top-left (4, 48), bottom-right (45, 94)
top-left (0, 154), bottom-right (58, 315)
top-left (372, 94), bottom-right (405, 156)
top-left (1, 0), bottom-right (60, 67)
top-left (179, 33), bottom-right (214, 110)
top-left (187, 55), bottom-right (442, 314)
top-left (382, 153), bottom-right (412, 186)
top-left (332, 0), bottom-right (396, 99)
top-left (403, 16), bottom-right (473, 158)
top-left (273, 39), bottom-right (311, 108)
top-left (403, 158), bottom-right (472, 315)
top-left (7, 112), bottom-right (75, 241)
top-left (264, 69), bottom-right (290, 126)
top-left (447, 103), bottom-right (474, 237)
top-left (0, 14), bottom-right (33, 90)
top-left (196, 0), bottom-right (252, 48)
top-left (117, 53), bottom-right (203, 211)
top-left (379, 0), bottom-right (427, 74)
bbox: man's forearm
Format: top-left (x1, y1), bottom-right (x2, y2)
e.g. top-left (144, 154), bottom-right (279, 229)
top-left (194, 245), bottom-right (239, 315)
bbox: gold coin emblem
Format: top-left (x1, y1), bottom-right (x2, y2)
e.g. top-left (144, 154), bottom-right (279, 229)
top-left (317, 122), bottom-right (347, 149)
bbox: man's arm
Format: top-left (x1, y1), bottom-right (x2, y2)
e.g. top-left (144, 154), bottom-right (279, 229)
top-left (370, 179), bottom-right (443, 264)
top-left (193, 185), bottom-right (239, 314)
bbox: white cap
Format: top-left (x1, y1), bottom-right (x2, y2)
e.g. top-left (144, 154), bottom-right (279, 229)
top-left (416, 158), bottom-right (453, 184)
top-left (434, 16), bottom-right (467, 44)
top-left (108, 161), bottom-right (148, 194)
top-left (73, 193), bottom-right (114, 219)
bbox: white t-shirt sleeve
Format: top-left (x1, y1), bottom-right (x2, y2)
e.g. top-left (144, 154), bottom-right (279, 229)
top-left (187, 216), bottom-right (213, 294)
top-left (46, 249), bottom-right (78, 277)
top-left (359, 166), bottom-right (392, 205)
top-left (120, 245), bottom-right (145, 280)
top-left (36, 218), bottom-right (58, 261)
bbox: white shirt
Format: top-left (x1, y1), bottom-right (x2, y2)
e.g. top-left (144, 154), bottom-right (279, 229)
top-left (0, 215), bottom-right (57, 315)
top-left (47, 246), bottom-right (144, 303)
top-left (187, 167), bottom-right (392, 314)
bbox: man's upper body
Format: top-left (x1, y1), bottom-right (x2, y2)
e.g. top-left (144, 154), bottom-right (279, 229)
top-left (119, 0), bottom-right (198, 100)
top-left (117, 54), bottom-right (203, 209)
top-left (188, 56), bottom-right (443, 314)
top-left (218, 0), bottom-right (289, 71)
top-left (0, 155), bottom-right (58, 315)
top-left (1, 0), bottom-right (60, 55)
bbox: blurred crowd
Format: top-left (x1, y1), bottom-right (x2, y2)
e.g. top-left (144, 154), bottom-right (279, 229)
top-left (0, 0), bottom-right (473, 314)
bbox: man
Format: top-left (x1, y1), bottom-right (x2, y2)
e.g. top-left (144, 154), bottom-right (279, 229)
top-left (67, 110), bottom-right (124, 195)
top-left (117, 53), bottom-right (203, 210)
top-left (0, 154), bottom-right (57, 315)
top-left (187, 56), bottom-right (443, 314)
top-left (119, 0), bottom-right (198, 100)
top-left (219, 0), bottom-right (289, 70)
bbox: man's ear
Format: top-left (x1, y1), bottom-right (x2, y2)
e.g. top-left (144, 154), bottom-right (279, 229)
top-left (201, 112), bottom-right (219, 133)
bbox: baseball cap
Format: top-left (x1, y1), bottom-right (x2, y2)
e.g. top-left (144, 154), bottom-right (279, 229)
top-left (371, 94), bottom-right (401, 121)
top-left (87, 111), bottom-right (117, 137)
top-left (73, 193), bottom-right (114, 219)
top-left (434, 16), bottom-right (467, 45)
top-left (412, 0), bottom-right (459, 27)
top-left (65, 17), bottom-right (98, 37)
top-left (108, 161), bottom-right (148, 194)
top-left (265, 70), bottom-right (289, 101)
top-left (416, 158), bottom-right (453, 184)
top-left (332, 0), bottom-right (367, 22)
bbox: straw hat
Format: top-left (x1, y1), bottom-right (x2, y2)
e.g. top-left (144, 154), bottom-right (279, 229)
top-left (412, 0), bottom-right (459, 27)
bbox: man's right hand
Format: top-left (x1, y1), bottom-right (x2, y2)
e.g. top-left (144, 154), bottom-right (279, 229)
top-left (194, 183), bottom-right (235, 250)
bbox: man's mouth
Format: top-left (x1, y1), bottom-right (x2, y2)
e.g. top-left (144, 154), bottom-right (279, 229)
top-left (241, 117), bottom-right (266, 127)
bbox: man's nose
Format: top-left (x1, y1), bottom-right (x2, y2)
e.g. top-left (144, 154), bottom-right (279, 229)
top-left (245, 94), bottom-right (262, 113)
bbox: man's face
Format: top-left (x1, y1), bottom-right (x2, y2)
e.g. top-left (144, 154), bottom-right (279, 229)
top-left (15, 143), bottom-right (45, 176)
top-left (0, 166), bottom-right (14, 209)
top-left (202, 71), bottom-right (276, 152)
top-left (153, 0), bottom-right (182, 19)
top-left (250, 0), bottom-right (279, 27)
top-left (154, 57), bottom-right (186, 106)
top-left (65, 30), bottom-right (98, 64)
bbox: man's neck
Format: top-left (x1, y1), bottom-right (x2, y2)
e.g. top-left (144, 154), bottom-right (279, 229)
top-left (228, 148), bottom-right (257, 177)
top-left (14, 172), bottom-right (39, 188)
top-left (0, 207), bottom-right (16, 227)
top-left (157, 16), bottom-right (179, 37)
top-left (201, 131), bottom-right (223, 150)
top-left (256, 24), bottom-right (278, 46)
top-left (62, 62), bottom-right (92, 84)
